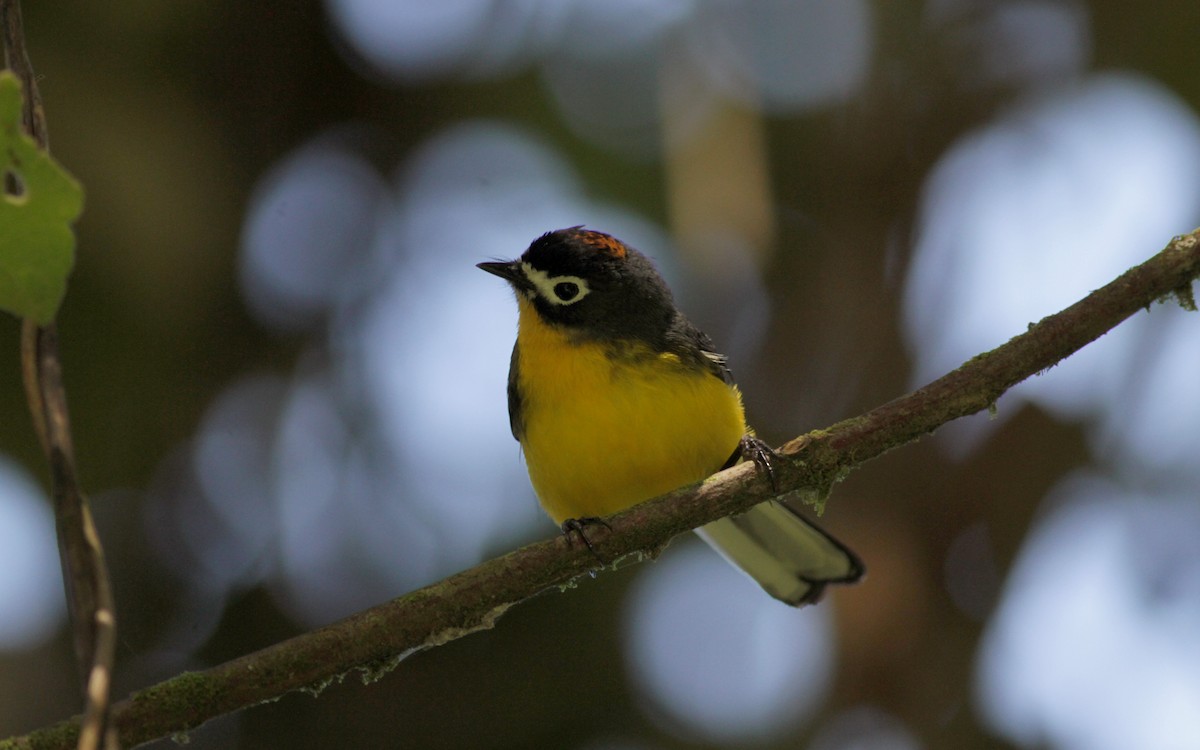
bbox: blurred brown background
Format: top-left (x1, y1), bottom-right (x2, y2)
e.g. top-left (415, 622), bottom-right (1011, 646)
top-left (2, 2), bottom-right (1200, 749)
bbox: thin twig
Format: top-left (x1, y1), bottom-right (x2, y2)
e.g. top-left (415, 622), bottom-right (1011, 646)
top-left (3, 229), bottom-right (1197, 750)
top-left (1, 3), bottom-right (117, 749)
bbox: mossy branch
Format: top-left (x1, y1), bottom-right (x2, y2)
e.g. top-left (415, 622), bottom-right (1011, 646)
top-left (3, 229), bottom-right (1198, 750)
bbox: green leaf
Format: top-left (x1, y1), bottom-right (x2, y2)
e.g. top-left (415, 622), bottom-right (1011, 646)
top-left (0, 71), bottom-right (83, 324)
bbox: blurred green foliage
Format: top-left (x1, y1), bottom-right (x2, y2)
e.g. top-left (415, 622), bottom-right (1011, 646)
top-left (0, 72), bottom-right (81, 324)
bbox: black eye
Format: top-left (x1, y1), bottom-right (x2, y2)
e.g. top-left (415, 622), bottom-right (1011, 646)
top-left (553, 281), bottom-right (580, 301)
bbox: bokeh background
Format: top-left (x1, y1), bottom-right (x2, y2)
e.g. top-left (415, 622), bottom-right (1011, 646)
top-left (2, 1), bottom-right (1200, 748)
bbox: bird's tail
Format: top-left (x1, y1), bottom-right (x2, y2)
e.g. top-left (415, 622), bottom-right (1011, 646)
top-left (695, 499), bottom-right (864, 606)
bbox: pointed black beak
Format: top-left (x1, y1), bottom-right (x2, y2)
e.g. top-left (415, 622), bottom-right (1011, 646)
top-left (477, 260), bottom-right (531, 292)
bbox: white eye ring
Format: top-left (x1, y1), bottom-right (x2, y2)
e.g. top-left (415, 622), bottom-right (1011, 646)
top-left (522, 263), bottom-right (590, 306)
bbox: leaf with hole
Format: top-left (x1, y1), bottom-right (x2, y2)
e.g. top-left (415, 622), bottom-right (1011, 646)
top-left (0, 71), bottom-right (83, 324)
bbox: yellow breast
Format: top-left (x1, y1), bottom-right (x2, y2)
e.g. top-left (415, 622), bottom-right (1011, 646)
top-left (514, 297), bottom-right (746, 524)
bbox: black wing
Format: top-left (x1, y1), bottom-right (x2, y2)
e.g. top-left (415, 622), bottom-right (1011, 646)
top-left (665, 313), bottom-right (736, 386)
top-left (506, 341), bottom-right (525, 441)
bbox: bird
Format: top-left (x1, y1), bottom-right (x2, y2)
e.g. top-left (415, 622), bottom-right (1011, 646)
top-left (478, 227), bottom-right (863, 605)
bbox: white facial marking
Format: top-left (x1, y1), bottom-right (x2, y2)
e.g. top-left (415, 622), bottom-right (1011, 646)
top-left (521, 262), bottom-right (591, 306)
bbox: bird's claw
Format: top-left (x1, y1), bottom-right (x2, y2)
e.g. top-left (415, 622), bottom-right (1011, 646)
top-left (739, 435), bottom-right (780, 493)
top-left (561, 516), bottom-right (611, 564)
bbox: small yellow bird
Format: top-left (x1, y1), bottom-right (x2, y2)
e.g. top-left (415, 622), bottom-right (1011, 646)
top-left (479, 227), bottom-right (863, 605)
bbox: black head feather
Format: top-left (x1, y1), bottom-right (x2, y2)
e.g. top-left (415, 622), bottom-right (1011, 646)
top-left (518, 227), bottom-right (677, 346)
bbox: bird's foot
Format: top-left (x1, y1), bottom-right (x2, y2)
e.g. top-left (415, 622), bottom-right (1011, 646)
top-left (560, 516), bottom-right (612, 564)
top-left (739, 434), bottom-right (780, 493)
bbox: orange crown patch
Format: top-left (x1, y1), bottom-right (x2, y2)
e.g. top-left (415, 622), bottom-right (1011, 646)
top-left (576, 230), bottom-right (628, 259)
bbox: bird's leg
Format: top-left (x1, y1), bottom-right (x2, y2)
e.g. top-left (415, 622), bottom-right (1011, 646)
top-left (560, 516), bottom-right (612, 564)
top-left (737, 434), bottom-right (780, 492)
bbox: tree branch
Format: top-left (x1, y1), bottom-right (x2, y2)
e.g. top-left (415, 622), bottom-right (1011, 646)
top-left (4, 229), bottom-right (1198, 750)
top-left (2, 3), bottom-right (117, 748)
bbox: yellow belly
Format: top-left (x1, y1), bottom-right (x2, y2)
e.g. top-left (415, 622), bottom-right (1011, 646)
top-left (515, 300), bottom-right (745, 524)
